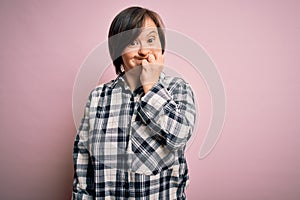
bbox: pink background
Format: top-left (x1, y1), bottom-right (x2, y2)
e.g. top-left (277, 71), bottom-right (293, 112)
top-left (1, 0), bottom-right (300, 199)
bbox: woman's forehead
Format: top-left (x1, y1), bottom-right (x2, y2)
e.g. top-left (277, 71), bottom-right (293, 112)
top-left (138, 18), bottom-right (159, 36)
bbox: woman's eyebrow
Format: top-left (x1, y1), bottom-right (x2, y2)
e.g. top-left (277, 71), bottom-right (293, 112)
top-left (146, 30), bottom-right (158, 36)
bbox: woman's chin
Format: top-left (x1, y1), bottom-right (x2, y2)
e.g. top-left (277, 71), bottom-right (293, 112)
top-left (125, 65), bottom-right (142, 75)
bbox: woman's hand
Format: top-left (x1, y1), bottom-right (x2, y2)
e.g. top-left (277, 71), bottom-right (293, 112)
top-left (140, 53), bottom-right (164, 93)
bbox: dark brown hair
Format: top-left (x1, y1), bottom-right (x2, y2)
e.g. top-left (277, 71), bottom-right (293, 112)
top-left (108, 6), bottom-right (166, 75)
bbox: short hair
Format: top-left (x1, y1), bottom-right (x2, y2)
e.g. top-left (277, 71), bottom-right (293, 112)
top-left (108, 6), bottom-right (166, 75)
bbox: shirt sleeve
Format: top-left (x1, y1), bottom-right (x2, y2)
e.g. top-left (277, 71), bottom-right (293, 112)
top-left (137, 79), bottom-right (196, 151)
top-left (72, 91), bottom-right (95, 200)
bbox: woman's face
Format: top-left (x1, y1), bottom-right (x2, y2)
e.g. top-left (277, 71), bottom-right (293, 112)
top-left (121, 17), bottom-right (163, 72)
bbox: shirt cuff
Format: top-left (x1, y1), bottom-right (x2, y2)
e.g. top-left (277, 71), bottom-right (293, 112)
top-left (138, 83), bottom-right (172, 125)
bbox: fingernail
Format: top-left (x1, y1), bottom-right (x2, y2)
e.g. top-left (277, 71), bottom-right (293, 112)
top-left (149, 54), bottom-right (155, 60)
top-left (142, 59), bottom-right (148, 65)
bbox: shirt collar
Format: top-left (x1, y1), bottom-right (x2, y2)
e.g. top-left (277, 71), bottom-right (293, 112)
top-left (110, 71), bottom-right (126, 89)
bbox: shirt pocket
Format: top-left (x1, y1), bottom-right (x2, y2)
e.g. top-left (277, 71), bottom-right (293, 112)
top-left (88, 107), bottom-right (103, 156)
top-left (89, 106), bottom-right (106, 139)
top-left (130, 122), bottom-right (175, 175)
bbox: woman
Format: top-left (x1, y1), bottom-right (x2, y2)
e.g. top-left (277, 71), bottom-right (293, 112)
top-left (72, 6), bottom-right (196, 199)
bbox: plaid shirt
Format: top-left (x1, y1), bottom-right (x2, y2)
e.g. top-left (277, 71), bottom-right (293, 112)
top-left (72, 72), bottom-right (196, 200)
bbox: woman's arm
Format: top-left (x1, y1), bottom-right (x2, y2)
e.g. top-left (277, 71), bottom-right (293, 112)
top-left (72, 92), bottom-right (95, 200)
top-left (137, 78), bottom-right (196, 151)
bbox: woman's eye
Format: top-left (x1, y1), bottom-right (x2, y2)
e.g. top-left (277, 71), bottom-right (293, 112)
top-left (129, 40), bottom-right (138, 46)
top-left (148, 37), bottom-right (155, 43)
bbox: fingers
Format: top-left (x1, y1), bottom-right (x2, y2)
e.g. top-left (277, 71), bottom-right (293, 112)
top-left (141, 54), bottom-right (153, 67)
top-left (142, 59), bottom-right (148, 66)
top-left (148, 54), bottom-right (155, 64)
top-left (142, 53), bottom-right (164, 66)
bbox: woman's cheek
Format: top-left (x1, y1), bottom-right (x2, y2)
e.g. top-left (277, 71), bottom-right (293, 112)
top-left (154, 52), bottom-right (164, 65)
top-left (130, 59), bottom-right (137, 67)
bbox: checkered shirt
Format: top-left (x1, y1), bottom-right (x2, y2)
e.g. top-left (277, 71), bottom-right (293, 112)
top-left (72, 72), bottom-right (196, 200)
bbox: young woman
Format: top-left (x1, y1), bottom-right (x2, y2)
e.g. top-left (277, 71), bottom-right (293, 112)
top-left (72, 6), bottom-right (196, 199)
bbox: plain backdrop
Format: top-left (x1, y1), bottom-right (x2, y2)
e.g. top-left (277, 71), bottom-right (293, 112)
top-left (0, 0), bottom-right (300, 199)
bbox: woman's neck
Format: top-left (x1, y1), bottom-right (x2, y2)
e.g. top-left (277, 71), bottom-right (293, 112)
top-left (124, 71), bottom-right (141, 92)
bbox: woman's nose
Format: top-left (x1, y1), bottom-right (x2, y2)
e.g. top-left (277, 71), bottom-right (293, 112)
top-left (138, 45), bottom-right (151, 57)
